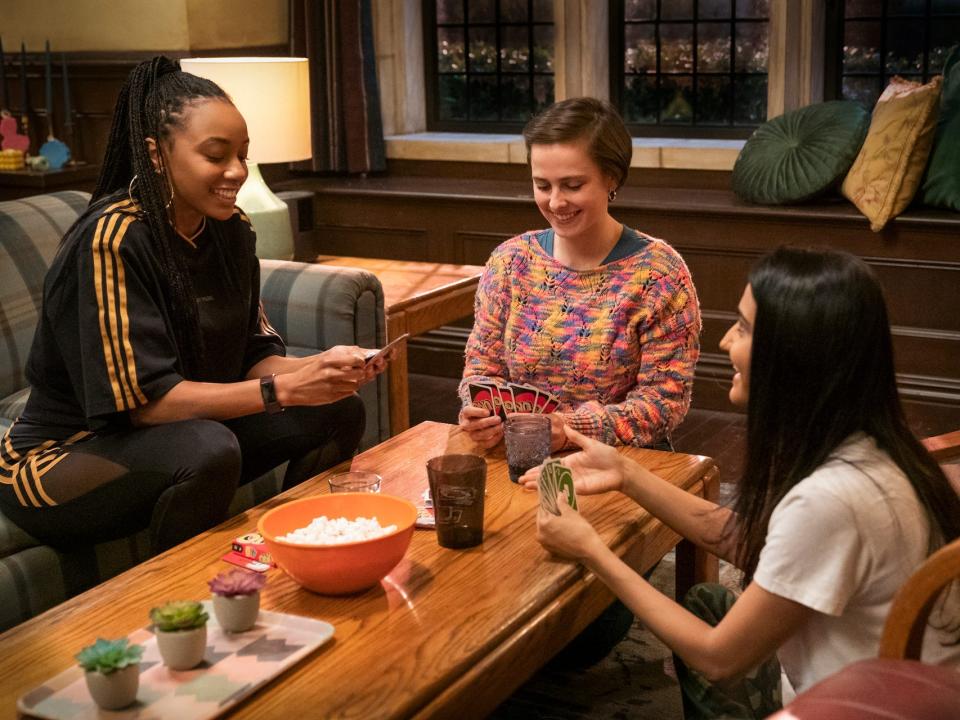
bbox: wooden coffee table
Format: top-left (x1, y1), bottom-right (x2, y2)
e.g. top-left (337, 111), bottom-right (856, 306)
top-left (4, 422), bottom-right (718, 719)
top-left (311, 255), bottom-right (484, 435)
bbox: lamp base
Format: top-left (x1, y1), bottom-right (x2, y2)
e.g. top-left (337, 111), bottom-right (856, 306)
top-left (238, 162), bottom-right (295, 260)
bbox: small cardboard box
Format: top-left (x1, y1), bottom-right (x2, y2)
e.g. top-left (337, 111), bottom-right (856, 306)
top-left (222, 532), bottom-right (275, 572)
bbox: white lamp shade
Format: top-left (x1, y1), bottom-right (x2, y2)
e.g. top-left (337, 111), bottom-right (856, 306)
top-left (180, 57), bottom-right (312, 163)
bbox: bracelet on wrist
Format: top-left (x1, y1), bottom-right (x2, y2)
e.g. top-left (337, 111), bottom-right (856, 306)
top-left (259, 374), bottom-right (284, 414)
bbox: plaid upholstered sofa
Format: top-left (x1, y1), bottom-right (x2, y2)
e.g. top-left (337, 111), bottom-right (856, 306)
top-left (0, 190), bottom-right (389, 631)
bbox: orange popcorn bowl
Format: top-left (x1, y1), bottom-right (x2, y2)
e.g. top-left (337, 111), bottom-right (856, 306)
top-left (258, 493), bottom-right (418, 594)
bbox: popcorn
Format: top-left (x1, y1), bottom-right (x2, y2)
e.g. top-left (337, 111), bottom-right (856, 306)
top-left (278, 515), bottom-right (398, 545)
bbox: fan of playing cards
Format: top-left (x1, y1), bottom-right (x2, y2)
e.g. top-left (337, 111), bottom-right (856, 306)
top-left (538, 458), bottom-right (578, 516)
top-left (468, 381), bottom-right (560, 419)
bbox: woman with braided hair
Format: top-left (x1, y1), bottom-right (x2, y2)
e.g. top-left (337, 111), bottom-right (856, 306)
top-left (0, 57), bottom-right (380, 552)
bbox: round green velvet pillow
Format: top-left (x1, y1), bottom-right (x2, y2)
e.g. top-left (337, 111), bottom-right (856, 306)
top-left (733, 100), bottom-right (871, 205)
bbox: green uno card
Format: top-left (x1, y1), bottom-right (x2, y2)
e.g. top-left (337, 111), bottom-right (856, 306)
top-left (538, 459), bottom-right (577, 515)
top-left (538, 458), bottom-right (560, 515)
top-left (554, 463), bottom-right (578, 511)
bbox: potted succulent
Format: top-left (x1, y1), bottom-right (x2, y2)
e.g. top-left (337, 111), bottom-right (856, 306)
top-left (149, 600), bottom-right (209, 670)
top-left (75, 637), bottom-right (143, 710)
top-left (208, 569), bottom-right (266, 633)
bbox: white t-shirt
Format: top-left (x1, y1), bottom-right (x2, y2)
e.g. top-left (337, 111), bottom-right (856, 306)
top-left (753, 433), bottom-right (960, 692)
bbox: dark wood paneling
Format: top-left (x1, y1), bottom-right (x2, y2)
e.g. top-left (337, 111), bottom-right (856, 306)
top-left (311, 224), bottom-right (429, 261)
top-left (274, 176), bottom-right (960, 427)
top-left (0, 46), bottom-right (288, 168)
top-left (457, 231), bottom-right (513, 265)
top-left (386, 160), bottom-right (734, 190)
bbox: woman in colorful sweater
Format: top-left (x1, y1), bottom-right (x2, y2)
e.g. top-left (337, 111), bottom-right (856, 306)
top-left (459, 98), bottom-right (701, 450)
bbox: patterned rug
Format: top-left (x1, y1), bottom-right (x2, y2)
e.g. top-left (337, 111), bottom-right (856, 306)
top-left (491, 550), bottom-right (743, 720)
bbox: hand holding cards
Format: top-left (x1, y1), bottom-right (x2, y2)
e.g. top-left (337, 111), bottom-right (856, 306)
top-left (538, 459), bottom-right (578, 516)
top-left (468, 381), bottom-right (560, 419)
top-left (363, 333), bottom-right (410, 366)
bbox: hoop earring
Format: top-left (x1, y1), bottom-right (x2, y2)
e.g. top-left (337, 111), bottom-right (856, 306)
top-left (165, 187), bottom-right (176, 211)
top-left (127, 174), bottom-right (139, 204)
top-left (608, 189), bottom-right (617, 202)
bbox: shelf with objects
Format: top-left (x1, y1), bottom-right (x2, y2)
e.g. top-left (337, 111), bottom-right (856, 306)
top-left (0, 40), bottom-right (97, 200)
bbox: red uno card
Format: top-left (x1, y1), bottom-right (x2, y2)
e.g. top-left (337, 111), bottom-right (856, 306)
top-left (489, 384), bottom-right (506, 420)
top-left (533, 390), bottom-right (553, 414)
top-left (541, 393), bottom-right (560, 413)
top-left (498, 385), bottom-right (517, 415)
top-left (469, 383), bottom-right (497, 416)
top-left (512, 384), bottom-right (538, 414)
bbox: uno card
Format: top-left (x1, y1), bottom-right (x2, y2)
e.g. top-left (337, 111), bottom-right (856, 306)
top-left (535, 389), bottom-right (560, 414)
top-left (499, 384), bottom-right (517, 415)
top-left (541, 392), bottom-right (561, 414)
top-left (469, 383), bottom-right (497, 416)
top-left (489, 384), bottom-right (506, 420)
top-left (553, 463), bottom-right (578, 511)
top-left (363, 332), bottom-right (410, 366)
top-left (538, 458), bottom-right (561, 515)
top-left (512, 384), bottom-right (538, 414)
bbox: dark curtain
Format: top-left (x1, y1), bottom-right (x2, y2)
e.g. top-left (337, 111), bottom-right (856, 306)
top-left (290, 0), bottom-right (386, 174)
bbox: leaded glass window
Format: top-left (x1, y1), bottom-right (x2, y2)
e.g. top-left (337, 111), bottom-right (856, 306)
top-left (827, 0), bottom-right (960, 109)
top-left (611, 0), bottom-right (770, 138)
top-left (425, 0), bottom-right (556, 131)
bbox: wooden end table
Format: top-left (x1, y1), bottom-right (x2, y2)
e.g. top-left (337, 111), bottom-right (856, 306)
top-left (311, 256), bottom-right (484, 435)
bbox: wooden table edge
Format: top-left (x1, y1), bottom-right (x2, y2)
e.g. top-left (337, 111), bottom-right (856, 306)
top-left (411, 458), bottom-right (720, 719)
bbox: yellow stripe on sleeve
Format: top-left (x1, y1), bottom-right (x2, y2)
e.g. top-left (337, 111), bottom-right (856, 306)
top-left (111, 214), bottom-right (148, 406)
top-left (93, 210), bottom-right (147, 410)
top-left (93, 212), bottom-right (125, 409)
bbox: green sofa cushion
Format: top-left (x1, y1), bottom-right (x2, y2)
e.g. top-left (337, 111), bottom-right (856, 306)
top-left (922, 45), bottom-right (960, 211)
top-left (733, 100), bottom-right (871, 205)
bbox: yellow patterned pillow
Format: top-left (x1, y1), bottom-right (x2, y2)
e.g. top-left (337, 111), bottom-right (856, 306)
top-left (842, 76), bottom-right (942, 231)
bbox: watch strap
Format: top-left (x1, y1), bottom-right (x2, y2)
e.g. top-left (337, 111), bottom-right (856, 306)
top-left (259, 374), bottom-right (283, 414)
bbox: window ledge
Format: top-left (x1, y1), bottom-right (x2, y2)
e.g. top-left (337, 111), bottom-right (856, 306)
top-left (385, 132), bottom-right (744, 171)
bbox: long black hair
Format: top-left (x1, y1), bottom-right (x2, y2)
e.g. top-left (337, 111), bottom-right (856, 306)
top-left (733, 246), bottom-right (960, 582)
top-left (77, 56), bottom-right (242, 377)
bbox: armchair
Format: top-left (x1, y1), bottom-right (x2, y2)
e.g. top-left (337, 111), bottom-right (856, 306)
top-left (0, 191), bottom-right (387, 632)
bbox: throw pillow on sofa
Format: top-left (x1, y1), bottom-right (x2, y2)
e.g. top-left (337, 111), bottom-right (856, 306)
top-left (922, 45), bottom-right (960, 211)
top-left (842, 76), bottom-right (942, 231)
top-left (732, 100), bottom-right (870, 205)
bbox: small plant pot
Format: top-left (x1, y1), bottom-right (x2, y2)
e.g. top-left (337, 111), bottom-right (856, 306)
top-left (155, 625), bottom-right (207, 670)
top-left (212, 592), bottom-right (260, 633)
top-left (84, 664), bottom-right (139, 710)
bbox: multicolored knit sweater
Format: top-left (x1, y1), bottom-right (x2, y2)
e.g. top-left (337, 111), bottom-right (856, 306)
top-left (459, 227), bottom-right (701, 446)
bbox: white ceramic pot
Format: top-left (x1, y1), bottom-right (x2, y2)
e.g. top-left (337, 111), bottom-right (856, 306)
top-left (212, 592), bottom-right (260, 633)
top-left (155, 625), bottom-right (207, 670)
top-left (85, 664), bottom-right (139, 710)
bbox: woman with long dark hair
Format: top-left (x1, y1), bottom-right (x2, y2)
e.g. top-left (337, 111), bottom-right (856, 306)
top-left (0, 57), bottom-right (381, 553)
top-left (525, 246), bottom-right (960, 718)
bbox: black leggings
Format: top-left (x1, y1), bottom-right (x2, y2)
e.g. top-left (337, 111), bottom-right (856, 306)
top-left (1, 395), bottom-right (364, 552)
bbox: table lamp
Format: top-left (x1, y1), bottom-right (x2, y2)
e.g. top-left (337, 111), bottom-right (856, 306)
top-left (180, 57), bottom-right (311, 260)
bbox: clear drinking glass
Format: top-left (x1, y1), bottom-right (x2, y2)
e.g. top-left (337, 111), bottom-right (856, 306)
top-left (328, 471), bottom-right (382, 493)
